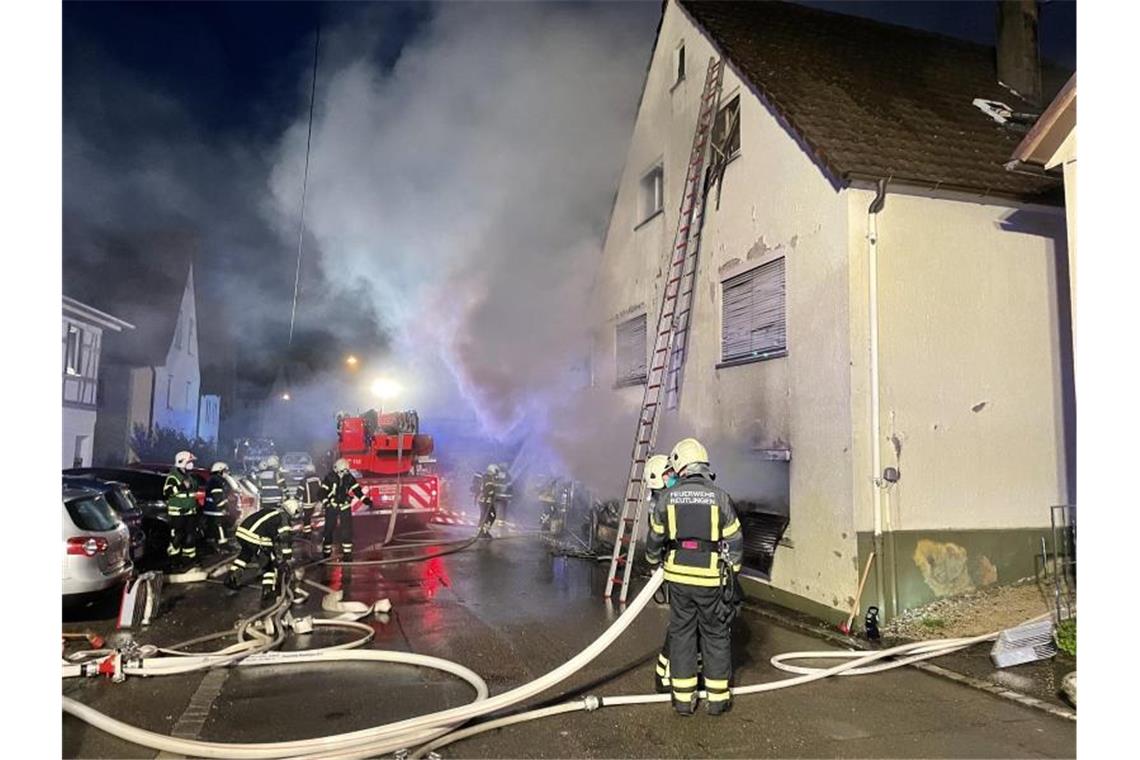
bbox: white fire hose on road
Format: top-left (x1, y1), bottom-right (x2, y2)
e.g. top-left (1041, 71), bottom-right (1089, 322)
top-left (61, 565), bottom-right (1030, 759)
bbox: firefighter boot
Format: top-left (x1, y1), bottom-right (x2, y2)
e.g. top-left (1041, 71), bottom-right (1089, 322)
top-left (224, 571), bottom-right (241, 591)
top-left (672, 694), bottom-right (698, 717)
top-left (707, 698), bottom-right (733, 716)
top-left (260, 585), bottom-right (277, 607)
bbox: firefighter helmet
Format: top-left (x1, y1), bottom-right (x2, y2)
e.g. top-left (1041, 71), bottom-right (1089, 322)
top-left (210, 461), bottom-right (229, 474)
top-left (175, 451), bottom-right (196, 470)
top-left (486, 464), bottom-right (500, 476)
top-left (264, 455), bottom-right (280, 469)
top-left (644, 454), bottom-right (672, 491)
top-left (281, 498), bottom-right (301, 518)
top-left (670, 438), bottom-right (709, 476)
top-left (334, 458), bottom-right (350, 475)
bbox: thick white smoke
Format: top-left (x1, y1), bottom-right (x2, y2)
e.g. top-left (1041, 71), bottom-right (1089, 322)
top-left (268, 2), bottom-right (657, 460)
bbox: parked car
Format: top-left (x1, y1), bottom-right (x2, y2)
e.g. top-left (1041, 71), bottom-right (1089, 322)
top-left (62, 476), bottom-right (146, 561)
top-left (234, 438), bottom-right (277, 475)
top-left (63, 486), bottom-right (132, 597)
top-left (280, 452), bottom-right (316, 484)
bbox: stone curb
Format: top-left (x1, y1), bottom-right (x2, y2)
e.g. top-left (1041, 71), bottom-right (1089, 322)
top-left (742, 600), bottom-right (1077, 722)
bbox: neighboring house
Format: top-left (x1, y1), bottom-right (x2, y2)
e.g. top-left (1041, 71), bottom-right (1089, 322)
top-left (1009, 74), bottom-right (1077, 326)
top-left (62, 296), bottom-right (134, 467)
top-left (586, 0), bottom-right (1074, 622)
top-left (91, 260), bottom-right (220, 463)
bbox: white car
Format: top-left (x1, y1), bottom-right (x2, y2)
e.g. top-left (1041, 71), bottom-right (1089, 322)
top-left (63, 487), bottom-right (132, 597)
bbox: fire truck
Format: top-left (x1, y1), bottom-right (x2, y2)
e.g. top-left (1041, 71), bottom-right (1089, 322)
top-left (335, 409), bottom-right (440, 527)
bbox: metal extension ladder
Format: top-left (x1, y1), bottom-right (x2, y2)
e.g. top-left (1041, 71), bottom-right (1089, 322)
top-left (604, 57), bottom-right (725, 602)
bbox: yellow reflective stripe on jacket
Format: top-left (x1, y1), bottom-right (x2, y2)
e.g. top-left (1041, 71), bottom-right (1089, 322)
top-left (236, 528), bottom-right (273, 546)
top-left (710, 503), bottom-right (719, 539)
top-left (649, 514), bottom-right (665, 535)
top-left (666, 504), bottom-right (677, 540)
top-left (722, 518), bottom-right (741, 538)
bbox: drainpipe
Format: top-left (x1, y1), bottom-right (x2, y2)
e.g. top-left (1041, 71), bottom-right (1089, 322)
top-left (867, 178), bottom-right (888, 621)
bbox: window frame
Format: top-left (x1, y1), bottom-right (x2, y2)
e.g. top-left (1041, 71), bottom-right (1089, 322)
top-left (65, 324), bottom-right (83, 376)
top-left (717, 256), bottom-right (788, 368)
top-left (712, 92), bottom-right (742, 164)
top-left (637, 163), bottom-right (665, 226)
top-left (166, 375), bottom-right (174, 410)
top-left (672, 42), bottom-right (686, 88)
top-left (614, 313), bottom-right (649, 388)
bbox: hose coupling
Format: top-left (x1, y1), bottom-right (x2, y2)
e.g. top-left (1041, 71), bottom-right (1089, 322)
top-left (394, 749), bottom-right (409, 760)
top-left (583, 695), bottom-right (601, 712)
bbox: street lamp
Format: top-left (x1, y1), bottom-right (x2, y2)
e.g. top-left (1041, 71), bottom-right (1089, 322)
top-left (281, 393), bottom-right (291, 401)
top-left (346, 355), bottom-right (359, 368)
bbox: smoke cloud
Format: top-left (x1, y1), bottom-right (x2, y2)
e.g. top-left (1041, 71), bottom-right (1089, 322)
top-left (268, 2), bottom-right (658, 458)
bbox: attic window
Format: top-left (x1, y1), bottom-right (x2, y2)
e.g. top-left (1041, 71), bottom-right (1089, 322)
top-left (65, 325), bottom-right (83, 376)
top-left (639, 164), bottom-right (664, 222)
top-left (712, 95), bottom-right (741, 162)
top-left (673, 43), bottom-right (686, 86)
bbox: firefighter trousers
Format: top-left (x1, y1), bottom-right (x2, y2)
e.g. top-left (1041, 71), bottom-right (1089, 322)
top-left (322, 505), bottom-right (354, 556)
top-left (202, 513), bottom-right (228, 545)
top-left (667, 583), bottom-right (732, 707)
top-left (655, 630), bottom-right (704, 692)
top-left (228, 539), bottom-right (279, 589)
top-left (301, 505), bottom-right (316, 536)
top-left (478, 500), bottom-right (496, 534)
top-left (167, 511), bottom-right (198, 565)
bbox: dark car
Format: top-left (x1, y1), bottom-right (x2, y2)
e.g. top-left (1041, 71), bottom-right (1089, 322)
top-left (62, 476), bottom-right (146, 561)
top-left (65, 467), bottom-right (188, 560)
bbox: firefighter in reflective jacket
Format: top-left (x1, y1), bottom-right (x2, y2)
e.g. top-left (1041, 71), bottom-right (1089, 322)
top-left (321, 459), bottom-right (371, 560)
top-left (643, 454), bottom-right (681, 694)
top-left (164, 451), bottom-right (200, 571)
top-left (255, 456), bottom-right (287, 510)
top-left (225, 498), bottom-right (300, 603)
top-left (203, 462), bottom-right (233, 551)
top-left (297, 473), bottom-right (323, 537)
top-left (645, 438), bottom-right (744, 716)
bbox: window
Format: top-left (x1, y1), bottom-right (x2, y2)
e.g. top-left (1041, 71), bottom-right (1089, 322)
top-left (712, 94), bottom-right (741, 163)
top-left (721, 257), bottom-right (786, 364)
top-left (639, 165), bottom-right (664, 223)
top-left (174, 315), bottom-right (183, 350)
top-left (65, 324), bottom-right (83, 375)
top-left (188, 318), bottom-right (196, 356)
top-left (615, 314), bottom-right (648, 386)
top-left (673, 43), bottom-right (686, 85)
top-left (166, 375), bottom-right (173, 410)
top-left (185, 381), bottom-right (192, 411)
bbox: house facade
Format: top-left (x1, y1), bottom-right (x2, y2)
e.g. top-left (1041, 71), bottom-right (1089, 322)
top-left (62, 296), bottom-right (134, 467)
top-left (586, 0), bottom-right (1074, 621)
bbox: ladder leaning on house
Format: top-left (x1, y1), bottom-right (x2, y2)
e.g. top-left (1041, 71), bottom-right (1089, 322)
top-left (604, 57), bottom-right (725, 603)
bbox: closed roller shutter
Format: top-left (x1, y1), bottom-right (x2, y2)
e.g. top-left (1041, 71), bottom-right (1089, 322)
top-left (722, 257), bottom-right (786, 362)
top-left (615, 314), bottom-right (648, 386)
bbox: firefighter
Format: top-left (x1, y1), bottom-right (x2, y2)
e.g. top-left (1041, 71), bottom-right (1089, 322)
top-left (297, 471), bottom-right (323, 538)
top-left (202, 461), bottom-right (233, 552)
top-left (164, 450), bottom-right (200, 571)
top-left (321, 458), bottom-right (371, 560)
top-left (255, 455), bottom-right (287, 510)
top-left (645, 438), bottom-right (744, 716)
top-left (225, 497), bottom-right (300, 604)
top-left (476, 464), bottom-right (502, 538)
top-left (643, 454), bottom-right (679, 694)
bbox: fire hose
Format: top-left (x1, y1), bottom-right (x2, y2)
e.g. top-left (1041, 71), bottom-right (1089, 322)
top-left (60, 565), bottom-right (1028, 759)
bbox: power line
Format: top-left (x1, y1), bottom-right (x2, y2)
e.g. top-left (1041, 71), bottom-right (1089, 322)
top-left (287, 20), bottom-right (321, 353)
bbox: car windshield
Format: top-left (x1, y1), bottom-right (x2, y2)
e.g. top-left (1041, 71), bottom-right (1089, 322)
top-left (66, 493), bottom-right (120, 532)
top-left (282, 454), bottom-right (311, 466)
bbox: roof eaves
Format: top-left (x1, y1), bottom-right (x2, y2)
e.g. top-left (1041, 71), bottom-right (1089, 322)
top-left (1011, 72), bottom-right (1076, 165)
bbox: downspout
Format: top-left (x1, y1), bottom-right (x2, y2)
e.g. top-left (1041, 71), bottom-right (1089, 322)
top-left (867, 178), bottom-right (888, 621)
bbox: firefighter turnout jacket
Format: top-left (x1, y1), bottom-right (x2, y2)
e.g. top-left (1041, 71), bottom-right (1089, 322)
top-left (256, 466), bottom-right (287, 507)
top-left (321, 471), bottom-right (366, 509)
top-left (203, 473), bottom-right (230, 517)
top-left (645, 465), bottom-right (744, 587)
top-left (163, 469), bottom-right (198, 515)
top-left (235, 506), bottom-right (294, 559)
top-left (299, 474), bottom-right (323, 505)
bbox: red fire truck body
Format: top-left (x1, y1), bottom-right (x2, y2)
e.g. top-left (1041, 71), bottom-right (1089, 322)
top-left (336, 411), bottom-right (440, 524)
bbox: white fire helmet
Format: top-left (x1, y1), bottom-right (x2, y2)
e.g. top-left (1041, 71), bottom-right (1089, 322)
top-left (670, 438), bottom-right (709, 476)
top-left (210, 461), bottom-right (229, 474)
top-left (175, 451), bottom-right (196, 470)
top-left (334, 458), bottom-right (350, 475)
top-left (486, 464), bottom-right (500, 476)
top-left (281, 498), bottom-right (301, 519)
top-left (264, 455), bottom-right (280, 469)
top-left (644, 454), bottom-right (671, 491)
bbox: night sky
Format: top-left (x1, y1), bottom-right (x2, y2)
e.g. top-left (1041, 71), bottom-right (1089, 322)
top-left (62, 0), bottom-right (1077, 422)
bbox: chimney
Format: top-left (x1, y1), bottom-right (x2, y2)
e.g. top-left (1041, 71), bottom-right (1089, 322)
top-left (996, 0), bottom-right (1042, 107)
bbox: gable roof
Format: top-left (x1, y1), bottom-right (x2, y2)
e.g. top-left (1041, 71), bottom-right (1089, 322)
top-left (677, 0), bottom-right (1070, 203)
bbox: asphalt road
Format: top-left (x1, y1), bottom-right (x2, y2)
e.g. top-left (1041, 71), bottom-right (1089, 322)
top-left (62, 519), bottom-right (1076, 758)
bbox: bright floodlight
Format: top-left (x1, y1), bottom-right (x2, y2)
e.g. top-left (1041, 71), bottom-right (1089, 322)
top-left (281, 393), bottom-right (291, 401)
top-left (346, 355), bottom-right (359, 366)
top-left (370, 377), bottom-right (402, 400)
